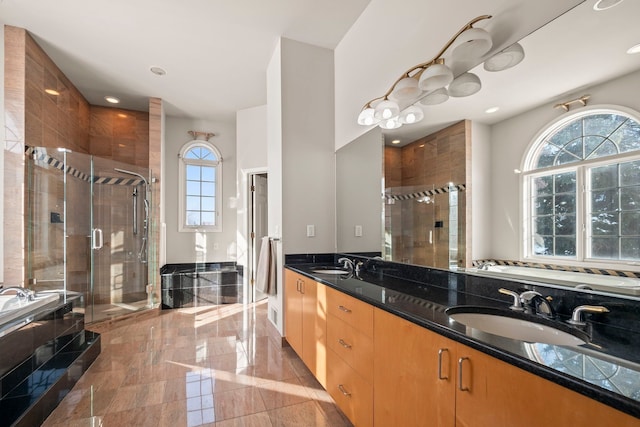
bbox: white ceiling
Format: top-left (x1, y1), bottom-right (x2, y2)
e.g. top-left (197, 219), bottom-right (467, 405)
top-left (0, 0), bottom-right (370, 120)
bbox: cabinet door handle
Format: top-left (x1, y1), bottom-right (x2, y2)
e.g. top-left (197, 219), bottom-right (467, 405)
top-left (437, 348), bottom-right (449, 380)
top-left (296, 279), bottom-right (300, 292)
top-left (458, 357), bottom-right (470, 392)
top-left (300, 280), bottom-right (305, 294)
top-left (338, 339), bottom-right (352, 349)
top-left (338, 305), bottom-right (352, 313)
top-left (338, 384), bottom-right (352, 397)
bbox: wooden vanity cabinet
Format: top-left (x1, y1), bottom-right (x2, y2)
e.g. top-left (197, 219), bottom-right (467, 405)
top-left (283, 270), bottom-right (327, 386)
top-left (325, 286), bottom-right (374, 426)
top-left (374, 307), bottom-right (640, 427)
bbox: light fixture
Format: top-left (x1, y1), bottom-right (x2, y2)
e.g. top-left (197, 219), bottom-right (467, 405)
top-left (358, 15), bottom-right (519, 130)
top-left (379, 117), bottom-right (402, 130)
top-left (484, 42), bottom-right (525, 72)
top-left (450, 27), bottom-right (493, 59)
top-left (418, 88), bottom-right (449, 106)
top-left (104, 96), bottom-right (120, 104)
top-left (391, 77), bottom-right (422, 100)
top-left (485, 106), bottom-right (499, 114)
top-left (45, 89), bottom-right (60, 96)
top-left (627, 43), bottom-right (640, 54)
top-left (399, 106), bottom-right (425, 124)
top-left (448, 72), bottom-right (481, 97)
top-left (391, 139), bottom-right (401, 144)
top-left (593, 0), bottom-right (624, 11)
top-left (418, 61), bottom-right (454, 91)
top-left (374, 99), bottom-right (400, 120)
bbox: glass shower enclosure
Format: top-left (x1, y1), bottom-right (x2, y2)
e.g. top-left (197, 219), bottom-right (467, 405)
top-left (25, 146), bottom-right (155, 323)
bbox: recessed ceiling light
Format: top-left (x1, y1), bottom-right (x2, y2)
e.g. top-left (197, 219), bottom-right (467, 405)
top-left (150, 66), bottom-right (167, 76)
top-left (104, 96), bottom-right (120, 104)
top-left (391, 139), bottom-right (401, 144)
top-left (45, 89), bottom-right (60, 96)
top-left (593, 0), bottom-right (624, 11)
top-left (627, 43), bottom-right (640, 54)
top-left (485, 107), bottom-right (500, 114)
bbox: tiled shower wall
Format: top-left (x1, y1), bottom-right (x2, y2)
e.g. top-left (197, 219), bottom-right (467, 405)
top-left (384, 120), bottom-right (469, 269)
top-left (4, 25), bottom-right (152, 289)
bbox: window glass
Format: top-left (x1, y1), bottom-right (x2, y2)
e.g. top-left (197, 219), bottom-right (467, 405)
top-left (526, 110), bottom-right (640, 264)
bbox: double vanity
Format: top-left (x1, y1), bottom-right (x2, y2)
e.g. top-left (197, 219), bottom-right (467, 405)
top-left (284, 254), bottom-right (640, 426)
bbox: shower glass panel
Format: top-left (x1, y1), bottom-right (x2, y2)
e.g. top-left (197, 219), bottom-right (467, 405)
top-left (25, 146), bottom-right (153, 324)
top-left (384, 184), bottom-right (465, 269)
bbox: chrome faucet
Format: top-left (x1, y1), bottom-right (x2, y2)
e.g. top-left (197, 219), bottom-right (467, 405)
top-left (478, 261), bottom-right (496, 270)
top-left (519, 291), bottom-right (555, 318)
top-left (498, 288), bottom-right (524, 311)
top-left (567, 305), bottom-right (609, 326)
top-left (337, 257), bottom-right (354, 270)
top-left (0, 286), bottom-right (35, 301)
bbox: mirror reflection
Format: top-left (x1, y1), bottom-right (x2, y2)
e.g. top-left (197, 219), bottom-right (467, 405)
top-left (336, 0), bottom-right (640, 297)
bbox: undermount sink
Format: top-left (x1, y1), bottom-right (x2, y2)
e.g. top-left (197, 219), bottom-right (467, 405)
top-left (310, 266), bottom-right (351, 275)
top-left (446, 306), bottom-right (589, 347)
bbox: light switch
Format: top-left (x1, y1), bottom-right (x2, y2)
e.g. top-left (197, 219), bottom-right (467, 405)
top-left (307, 225), bottom-right (315, 237)
top-left (355, 225), bottom-right (363, 237)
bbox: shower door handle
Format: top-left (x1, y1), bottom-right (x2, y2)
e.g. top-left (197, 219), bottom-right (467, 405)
top-left (92, 228), bottom-right (103, 250)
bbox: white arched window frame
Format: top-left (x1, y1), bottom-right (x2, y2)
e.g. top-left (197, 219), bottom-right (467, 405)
top-left (178, 140), bottom-right (223, 232)
top-left (521, 106), bottom-right (640, 269)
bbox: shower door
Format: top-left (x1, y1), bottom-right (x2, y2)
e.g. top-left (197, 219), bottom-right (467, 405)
top-left (26, 147), bottom-right (152, 323)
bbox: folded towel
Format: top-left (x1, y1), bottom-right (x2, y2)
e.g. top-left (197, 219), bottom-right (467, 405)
top-left (256, 236), bottom-right (276, 295)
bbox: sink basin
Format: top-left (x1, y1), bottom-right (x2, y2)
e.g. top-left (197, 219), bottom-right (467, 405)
top-left (446, 306), bottom-right (588, 346)
top-left (311, 267), bottom-right (351, 275)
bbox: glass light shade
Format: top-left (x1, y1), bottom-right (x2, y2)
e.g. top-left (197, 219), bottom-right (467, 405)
top-left (391, 77), bottom-right (422, 100)
top-left (378, 117), bottom-right (402, 129)
top-left (483, 43), bottom-right (525, 72)
top-left (357, 107), bottom-right (380, 126)
top-left (374, 99), bottom-right (400, 120)
top-left (451, 27), bottom-right (493, 58)
top-left (418, 63), bottom-right (454, 91)
top-left (398, 106), bottom-right (424, 124)
top-left (418, 88), bottom-right (449, 106)
top-left (448, 72), bottom-right (481, 97)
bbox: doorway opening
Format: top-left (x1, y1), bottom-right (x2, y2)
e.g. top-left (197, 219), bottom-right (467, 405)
top-left (248, 172), bottom-right (268, 302)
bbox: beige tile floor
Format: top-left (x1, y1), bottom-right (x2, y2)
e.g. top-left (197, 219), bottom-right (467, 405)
top-left (42, 301), bottom-right (353, 427)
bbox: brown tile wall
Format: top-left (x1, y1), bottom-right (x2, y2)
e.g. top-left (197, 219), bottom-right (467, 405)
top-left (384, 120), bottom-right (470, 269)
top-left (90, 106), bottom-right (149, 168)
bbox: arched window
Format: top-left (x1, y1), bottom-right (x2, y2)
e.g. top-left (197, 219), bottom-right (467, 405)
top-left (522, 107), bottom-right (640, 266)
top-left (178, 141), bottom-right (222, 232)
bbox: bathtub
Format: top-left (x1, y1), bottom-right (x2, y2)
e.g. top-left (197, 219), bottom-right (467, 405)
top-left (0, 292), bottom-right (61, 337)
top-left (466, 265), bottom-right (640, 296)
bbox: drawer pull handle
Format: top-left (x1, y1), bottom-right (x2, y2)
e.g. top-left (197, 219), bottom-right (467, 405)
top-left (338, 305), bottom-right (352, 313)
top-left (338, 384), bottom-right (352, 397)
top-left (458, 357), bottom-right (470, 392)
top-left (437, 348), bottom-right (449, 380)
top-left (338, 339), bottom-right (352, 349)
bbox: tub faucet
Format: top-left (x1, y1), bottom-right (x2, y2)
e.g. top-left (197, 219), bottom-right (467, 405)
top-left (0, 286), bottom-right (35, 301)
top-left (478, 261), bottom-right (496, 270)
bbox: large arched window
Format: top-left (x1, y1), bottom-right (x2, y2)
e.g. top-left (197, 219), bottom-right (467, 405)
top-left (523, 107), bottom-right (640, 266)
top-left (178, 141), bottom-right (222, 232)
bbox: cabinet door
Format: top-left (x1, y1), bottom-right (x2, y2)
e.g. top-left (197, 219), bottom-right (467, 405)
top-left (373, 308), bottom-right (456, 427)
top-left (327, 348), bottom-right (373, 426)
top-left (301, 279), bottom-right (327, 387)
top-left (283, 270), bottom-right (303, 356)
top-left (454, 344), bottom-right (640, 427)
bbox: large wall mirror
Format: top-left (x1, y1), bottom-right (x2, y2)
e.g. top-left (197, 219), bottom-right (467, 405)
top-left (336, 0), bottom-right (640, 296)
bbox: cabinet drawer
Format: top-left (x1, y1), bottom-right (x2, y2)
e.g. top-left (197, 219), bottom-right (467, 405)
top-left (326, 287), bottom-right (373, 337)
top-left (327, 314), bottom-right (373, 383)
top-left (327, 348), bottom-right (373, 427)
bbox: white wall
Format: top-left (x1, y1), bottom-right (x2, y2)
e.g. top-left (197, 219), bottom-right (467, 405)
top-left (471, 122), bottom-right (491, 261)
top-left (267, 38), bottom-right (336, 334)
top-left (163, 116), bottom-right (237, 264)
top-left (236, 105), bottom-right (268, 299)
top-left (488, 69), bottom-right (640, 260)
top-left (0, 24), bottom-right (4, 283)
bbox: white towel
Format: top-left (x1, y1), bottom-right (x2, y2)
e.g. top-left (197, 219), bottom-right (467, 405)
top-left (256, 236), bottom-right (276, 295)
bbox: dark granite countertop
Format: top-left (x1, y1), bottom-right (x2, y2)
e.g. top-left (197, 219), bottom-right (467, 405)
top-left (285, 257), bottom-right (640, 419)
